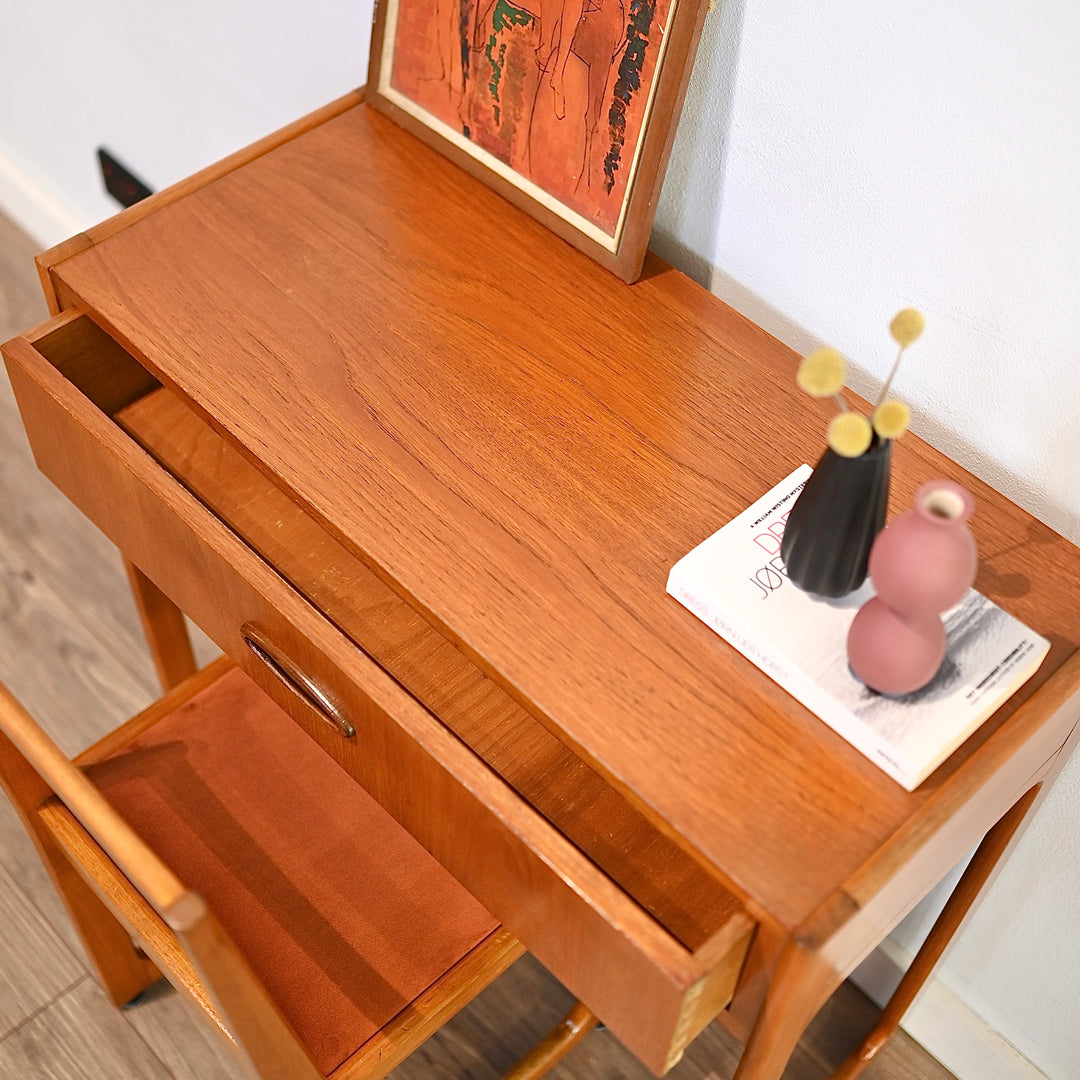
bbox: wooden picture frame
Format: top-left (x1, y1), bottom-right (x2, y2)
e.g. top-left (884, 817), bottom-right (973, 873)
top-left (367, 0), bottom-right (711, 282)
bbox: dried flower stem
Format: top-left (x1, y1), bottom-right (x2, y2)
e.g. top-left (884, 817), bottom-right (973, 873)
top-left (875, 344), bottom-right (905, 410)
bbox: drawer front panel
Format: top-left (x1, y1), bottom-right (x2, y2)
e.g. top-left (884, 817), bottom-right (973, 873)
top-left (3, 315), bottom-right (753, 1073)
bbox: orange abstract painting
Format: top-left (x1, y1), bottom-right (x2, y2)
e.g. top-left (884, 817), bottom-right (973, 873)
top-left (377, 0), bottom-right (678, 244)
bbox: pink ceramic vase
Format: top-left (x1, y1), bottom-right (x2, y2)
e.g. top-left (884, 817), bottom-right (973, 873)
top-left (847, 480), bottom-right (977, 695)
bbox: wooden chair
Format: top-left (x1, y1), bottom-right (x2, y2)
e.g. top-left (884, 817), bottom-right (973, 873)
top-left (0, 656), bottom-right (596, 1080)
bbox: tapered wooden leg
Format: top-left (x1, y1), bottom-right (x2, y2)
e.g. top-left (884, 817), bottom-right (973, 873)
top-left (829, 785), bottom-right (1043, 1080)
top-left (731, 940), bottom-right (844, 1080)
top-left (500, 1001), bottom-right (599, 1080)
top-left (124, 559), bottom-right (197, 690)
top-left (0, 727), bottom-right (162, 1006)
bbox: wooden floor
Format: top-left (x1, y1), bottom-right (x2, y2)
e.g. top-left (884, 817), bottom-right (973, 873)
top-left (0, 208), bottom-right (958, 1080)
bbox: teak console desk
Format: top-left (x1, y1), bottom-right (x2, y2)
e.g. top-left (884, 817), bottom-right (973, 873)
top-left (5, 91), bottom-right (1080, 1079)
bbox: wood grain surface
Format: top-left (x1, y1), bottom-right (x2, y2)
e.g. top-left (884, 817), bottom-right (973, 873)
top-left (116, 384), bottom-right (742, 952)
top-left (5, 312), bottom-right (759, 1070)
top-left (44, 102), bottom-right (1080, 943)
top-left (0, 184), bottom-right (961, 1080)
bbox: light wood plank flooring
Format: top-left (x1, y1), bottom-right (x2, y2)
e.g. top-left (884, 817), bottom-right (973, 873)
top-left (0, 208), bottom-right (957, 1079)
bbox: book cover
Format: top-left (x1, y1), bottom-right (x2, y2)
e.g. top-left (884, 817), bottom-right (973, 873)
top-left (666, 466), bottom-right (1050, 789)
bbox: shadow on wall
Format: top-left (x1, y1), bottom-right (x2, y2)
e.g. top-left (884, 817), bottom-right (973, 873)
top-left (650, 0), bottom-right (748, 287)
top-left (887, 399), bottom-right (1080, 550)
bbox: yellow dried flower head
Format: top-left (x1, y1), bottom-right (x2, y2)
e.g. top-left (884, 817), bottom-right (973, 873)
top-left (827, 412), bottom-right (873, 458)
top-left (797, 347), bottom-right (847, 397)
top-left (889, 308), bottom-right (925, 347)
top-left (873, 399), bottom-right (911, 440)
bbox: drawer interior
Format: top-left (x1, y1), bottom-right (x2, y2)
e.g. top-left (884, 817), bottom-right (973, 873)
top-left (29, 313), bottom-right (161, 413)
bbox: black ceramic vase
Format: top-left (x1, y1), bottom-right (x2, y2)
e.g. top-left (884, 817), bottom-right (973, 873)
top-left (780, 438), bottom-right (892, 598)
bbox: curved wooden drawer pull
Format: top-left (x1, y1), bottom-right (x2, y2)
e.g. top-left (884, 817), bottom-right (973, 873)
top-left (240, 622), bottom-right (356, 738)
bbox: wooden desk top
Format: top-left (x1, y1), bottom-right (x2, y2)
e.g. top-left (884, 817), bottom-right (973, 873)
top-left (49, 98), bottom-right (1080, 935)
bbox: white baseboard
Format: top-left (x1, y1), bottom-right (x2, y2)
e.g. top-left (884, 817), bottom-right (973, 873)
top-left (851, 941), bottom-right (1048, 1080)
top-left (0, 149), bottom-right (84, 249)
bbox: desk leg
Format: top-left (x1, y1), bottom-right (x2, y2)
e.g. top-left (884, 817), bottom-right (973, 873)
top-left (732, 783), bottom-right (1046, 1080)
top-left (829, 784), bottom-right (1041, 1080)
top-left (731, 940), bottom-right (844, 1080)
top-left (124, 559), bottom-right (197, 690)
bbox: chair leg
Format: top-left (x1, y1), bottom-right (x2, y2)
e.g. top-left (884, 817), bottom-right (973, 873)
top-left (0, 729), bottom-right (162, 1006)
top-left (53, 864), bottom-right (163, 1008)
top-left (500, 1000), bottom-right (599, 1080)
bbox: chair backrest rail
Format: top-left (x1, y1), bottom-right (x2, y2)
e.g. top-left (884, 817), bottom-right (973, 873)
top-left (0, 682), bottom-right (188, 916)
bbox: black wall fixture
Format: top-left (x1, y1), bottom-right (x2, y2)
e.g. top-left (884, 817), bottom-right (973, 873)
top-left (97, 148), bottom-right (153, 208)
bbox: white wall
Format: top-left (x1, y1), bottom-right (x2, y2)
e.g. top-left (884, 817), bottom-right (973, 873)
top-left (0, 2), bottom-right (371, 243)
top-left (656, 0), bottom-right (1080, 547)
top-left (1, 2), bottom-right (1077, 1077)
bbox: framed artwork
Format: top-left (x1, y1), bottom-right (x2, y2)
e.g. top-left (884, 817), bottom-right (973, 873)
top-left (368, 0), bottom-right (711, 281)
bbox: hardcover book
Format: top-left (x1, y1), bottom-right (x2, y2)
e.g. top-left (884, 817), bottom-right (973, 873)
top-left (666, 466), bottom-right (1050, 789)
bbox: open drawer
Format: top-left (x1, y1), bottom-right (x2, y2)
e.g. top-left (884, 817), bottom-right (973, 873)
top-left (3, 309), bottom-right (755, 1072)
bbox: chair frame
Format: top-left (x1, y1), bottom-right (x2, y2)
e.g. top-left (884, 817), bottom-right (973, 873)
top-left (0, 657), bottom-right (595, 1080)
